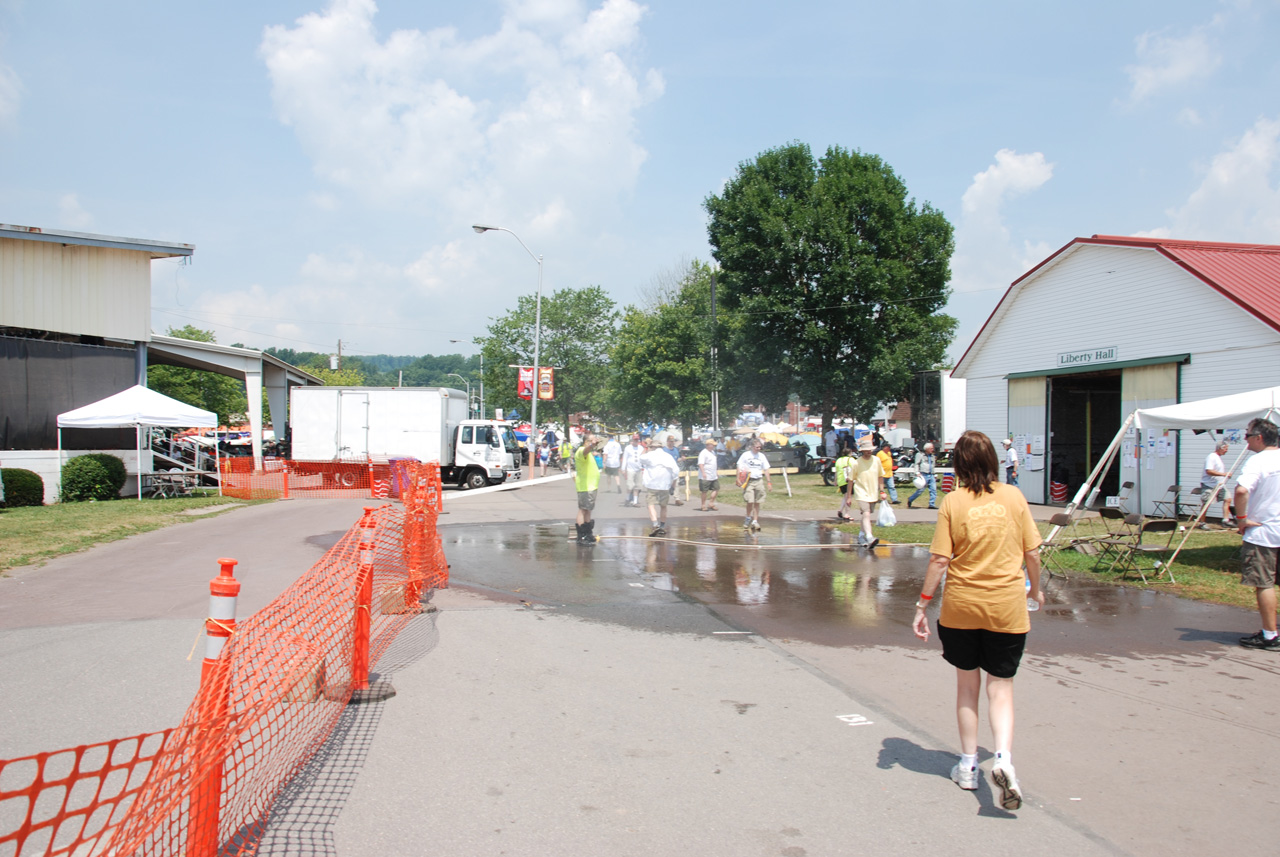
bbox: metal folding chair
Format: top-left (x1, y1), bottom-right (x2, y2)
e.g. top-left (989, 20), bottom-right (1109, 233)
top-left (1150, 485), bottom-right (1182, 520)
top-left (1039, 513), bottom-right (1096, 577)
top-left (1109, 518), bottom-right (1179, 583)
top-left (1093, 512), bottom-right (1143, 569)
top-left (1115, 481), bottom-right (1136, 514)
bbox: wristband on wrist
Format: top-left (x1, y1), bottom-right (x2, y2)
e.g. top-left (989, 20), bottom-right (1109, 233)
top-left (918, 593), bottom-right (933, 601)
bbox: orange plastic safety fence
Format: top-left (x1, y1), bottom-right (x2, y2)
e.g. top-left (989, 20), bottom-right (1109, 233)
top-left (0, 463), bottom-right (448, 857)
top-left (220, 458), bottom-right (407, 501)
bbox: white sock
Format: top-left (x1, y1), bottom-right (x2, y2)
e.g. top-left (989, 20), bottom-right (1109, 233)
top-left (995, 751), bottom-right (1012, 767)
top-left (959, 753), bottom-right (977, 770)
top-left (1264, 630), bottom-right (1278, 640)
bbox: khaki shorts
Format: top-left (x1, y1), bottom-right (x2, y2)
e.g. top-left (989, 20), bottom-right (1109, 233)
top-left (577, 490), bottom-right (597, 511)
top-left (1241, 541), bottom-right (1280, 588)
top-left (742, 481), bottom-right (767, 503)
top-left (627, 470), bottom-right (645, 491)
top-left (699, 478), bottom-right (720, 493)
top-left (646, 488), bottom-right (671, 507)
top-left (857, 500), bottom-right (875, 514)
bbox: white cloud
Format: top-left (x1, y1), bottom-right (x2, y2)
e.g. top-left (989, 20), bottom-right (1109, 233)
top-left (57, 193), bottom-right (94, 230)
top-left (1124, 26), bottom-right (1221, 104)
top-left (951, 149), bottom-right (1055, 294)
top-left (1177, 107), bottom-right (1203, 127)
top-left (1155, 115), bottom-right (1280, 241)
top-left (259, 0), bottom-right (663, 232)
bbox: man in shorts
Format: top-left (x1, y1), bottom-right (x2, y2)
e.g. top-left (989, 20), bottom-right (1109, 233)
top-left (697, 437), bottom-right (721, 511)
top-left (1202, 440), bottom-right (1234, 527)
top-left (573, 434), bottom-right (602, 544)
top-left (640, 437), bottom-right (680, 537)
top-left (737, 438), bottom-right (772, 531)
top-left (602, 434), bottom-right (623, 493)
top-left (850, 436), bottom-right (885, 548)
top-left (1234, 418), bottom-right (1280, 649)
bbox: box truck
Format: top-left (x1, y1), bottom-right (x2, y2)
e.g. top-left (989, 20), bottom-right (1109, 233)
top-left (289, 387), bottom-right (522, 489)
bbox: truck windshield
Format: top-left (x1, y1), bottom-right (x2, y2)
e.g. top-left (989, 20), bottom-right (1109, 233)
top-left (500, 427), bottom-right (520, 454)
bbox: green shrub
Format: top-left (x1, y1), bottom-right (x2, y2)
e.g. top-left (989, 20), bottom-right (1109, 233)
top-left (81, 453), bottom-right (127, 495)
top-left (1, 469), bottom-right (45, 507)
top-left (61, 455), bottom-right (122, 502)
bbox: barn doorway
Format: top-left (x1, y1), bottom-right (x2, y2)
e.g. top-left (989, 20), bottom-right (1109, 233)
top-left (1048, 371), bottom-right (1122, 504)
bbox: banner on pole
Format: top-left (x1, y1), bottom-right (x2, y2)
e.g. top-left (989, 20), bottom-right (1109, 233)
top-left (517, 367), bottom-right (534, 400)
top-left (537, 367), bottom-right (554, 401)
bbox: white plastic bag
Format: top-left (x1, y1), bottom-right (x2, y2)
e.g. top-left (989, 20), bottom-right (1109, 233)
top-left (877, 500), bottom-right (896, 527)
top-left (913, 474), bottom-right (926, 490)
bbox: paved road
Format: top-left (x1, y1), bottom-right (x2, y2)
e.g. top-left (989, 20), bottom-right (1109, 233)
top-left (2, 481), bottom-right (1275, 855)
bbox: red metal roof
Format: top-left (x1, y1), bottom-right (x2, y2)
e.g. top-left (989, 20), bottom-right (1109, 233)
top-left (953, 234), bottom-right (1280, 375)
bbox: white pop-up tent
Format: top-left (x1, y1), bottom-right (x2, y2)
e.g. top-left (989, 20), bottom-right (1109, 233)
top-left (1053, 385), bottom-right (1280, 578)
top-left (57, 385), bottom-right (220, 500)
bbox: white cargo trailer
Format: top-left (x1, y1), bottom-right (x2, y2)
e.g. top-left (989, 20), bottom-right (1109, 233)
top-left (289, 387), bottom-right (521, 489)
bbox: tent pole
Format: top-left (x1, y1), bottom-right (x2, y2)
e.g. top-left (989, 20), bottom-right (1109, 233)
top-left (57, 429), bottom-right (63, 504)
top-left (1163, 445), bottom-right (1252, 574)
top-left (137, 425), bottom-right (143, 501)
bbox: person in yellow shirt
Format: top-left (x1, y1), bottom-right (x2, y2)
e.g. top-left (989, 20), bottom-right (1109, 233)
top-left (833, 447), bottom-right (854, 520)
top-left (877, 442), bottom-right (899, 503)
top-left (911, 430), bottom-right (1043, 811)
top-left (849, 436), bottom-right (885, 547)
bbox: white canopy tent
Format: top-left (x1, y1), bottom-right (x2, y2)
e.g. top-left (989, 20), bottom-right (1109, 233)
top-left (1052, 385), bottom-right (1280, 578)
top-left (57, 385), bottom-right (220, 500)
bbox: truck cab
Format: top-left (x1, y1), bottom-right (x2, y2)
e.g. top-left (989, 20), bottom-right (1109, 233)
top-left (453, 421), bottom-right (522, 488)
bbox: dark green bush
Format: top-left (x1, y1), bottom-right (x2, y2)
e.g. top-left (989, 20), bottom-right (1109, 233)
top-left (81, 453), bottom-right (127, 495)
top-left (61, 455), bottom-right (123, 502)
top-left (1, 469), bottom-right (45, 507)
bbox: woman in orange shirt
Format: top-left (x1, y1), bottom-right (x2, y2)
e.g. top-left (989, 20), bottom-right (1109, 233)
top-left (912, 430), bottom-right (1043, 811)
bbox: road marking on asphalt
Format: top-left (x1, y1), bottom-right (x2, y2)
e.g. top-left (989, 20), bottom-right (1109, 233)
top-left (837, 713), bottom-right (873, 727)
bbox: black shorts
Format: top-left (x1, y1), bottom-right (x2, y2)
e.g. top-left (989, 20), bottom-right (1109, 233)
top-left (937, 624), bottom-right (1027, 678)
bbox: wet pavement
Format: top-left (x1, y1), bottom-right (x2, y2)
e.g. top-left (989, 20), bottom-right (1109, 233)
top-left (442, 518), bottom-right (1251, 657)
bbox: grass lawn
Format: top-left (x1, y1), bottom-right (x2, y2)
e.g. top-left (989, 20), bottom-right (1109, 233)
top-left (0, 494), bottom-right (272, 575)
top-left (833, 512), bottom-right (1253, 611)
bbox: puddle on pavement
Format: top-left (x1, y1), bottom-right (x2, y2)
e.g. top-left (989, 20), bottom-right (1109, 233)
top-left (442, 519), bottom-right (1254, 657)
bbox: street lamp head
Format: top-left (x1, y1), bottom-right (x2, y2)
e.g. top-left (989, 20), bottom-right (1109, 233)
top-left (472, 225), bottom-right (496, 233)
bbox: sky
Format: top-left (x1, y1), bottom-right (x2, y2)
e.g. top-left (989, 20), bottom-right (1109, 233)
top-left (2, 0), bottom-right (1279, 367)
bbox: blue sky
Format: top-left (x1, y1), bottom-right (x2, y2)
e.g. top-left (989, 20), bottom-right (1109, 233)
top-left (2, 0), bottom-right (1278, 365)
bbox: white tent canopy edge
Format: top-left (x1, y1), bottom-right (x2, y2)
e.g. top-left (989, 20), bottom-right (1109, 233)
top-left (56, 385), bottom-right (221, 500)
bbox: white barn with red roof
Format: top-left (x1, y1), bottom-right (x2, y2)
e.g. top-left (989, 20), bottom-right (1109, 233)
top-left (952, 235), bottom-right (1280, 514)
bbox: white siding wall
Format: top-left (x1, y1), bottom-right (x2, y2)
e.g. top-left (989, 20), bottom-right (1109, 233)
top-left (0, 238), bottom-right (151, 341)
top-left (959, 244), bottom-right (1280, 508)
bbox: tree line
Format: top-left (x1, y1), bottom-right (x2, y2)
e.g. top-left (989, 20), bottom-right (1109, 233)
top-left (152, 142), bottom-right (957, 435)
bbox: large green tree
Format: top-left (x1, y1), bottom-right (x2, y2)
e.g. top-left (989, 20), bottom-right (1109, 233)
top-left (705, 142), bottom-right (956, 430)
top-left (481, 286), bottom-right (618, 430)
top-left (148, 325), bottom-right (248, 424)
top-left (607, 260), bottom-right (735, 436)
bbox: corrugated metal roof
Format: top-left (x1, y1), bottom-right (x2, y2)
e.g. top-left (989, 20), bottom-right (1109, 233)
top-left (953, 234), bottom-right (1280, 376)
top-left (0, 223), bottom-right (193, 258)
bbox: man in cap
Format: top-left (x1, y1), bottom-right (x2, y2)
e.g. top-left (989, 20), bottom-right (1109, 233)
top-left (737, 438), bottom-right (773, 531)
top-left (1002, 438), bottom-right (1019, 486)
top-left (850, 435), bottom-right (885, 548)
top-left (621, 434), bottom-right (645, 506)
top-left (640, 436), bottom-right (680, 537)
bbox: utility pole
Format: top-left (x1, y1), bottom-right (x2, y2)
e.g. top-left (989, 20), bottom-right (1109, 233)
top-left (710, 270), bottom-right (720, 434)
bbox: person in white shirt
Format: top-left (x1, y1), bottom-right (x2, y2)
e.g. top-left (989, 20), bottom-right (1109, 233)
top-left (1002, 438), bottom-right (1019, 486)
top-left (1201, 440), bottom-right (1234, 526)
top-left (602, 435), bottom-right (624, 494)
top-left (621, 435), bottom-right (645, 507)
top-left (1234, 419), bottom-right (1280, 650)
top-left (825, 427), bottom-right (840, 458)
top-left (697, 437), bottom-right (721, 511)
top-left (640, 438), bottom-right (680, 536)
top-left (737, 438), bottom-right (773, 531)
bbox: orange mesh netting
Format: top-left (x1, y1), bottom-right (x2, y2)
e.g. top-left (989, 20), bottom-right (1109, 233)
top-left (220, 458), bottom-right (406, 501)
top-left (0, 462), bottom-right (447, 857)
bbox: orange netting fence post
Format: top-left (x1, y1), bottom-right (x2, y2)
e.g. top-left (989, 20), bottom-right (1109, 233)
top-left (186, 558), bottom-right (240, 857)
top-left (350, 508), bottom-right (377, 697)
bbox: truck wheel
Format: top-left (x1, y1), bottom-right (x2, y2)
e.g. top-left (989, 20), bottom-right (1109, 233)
top-left (464, 469), bottom-right (488, 490)
top-left (338, 470), bottom-right (358, 488)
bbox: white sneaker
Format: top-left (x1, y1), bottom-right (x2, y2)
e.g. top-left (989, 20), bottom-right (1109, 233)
top-left (950, 763), bottom-right (978, 791)
top-left (991, 762), bottom-right (1023, 810)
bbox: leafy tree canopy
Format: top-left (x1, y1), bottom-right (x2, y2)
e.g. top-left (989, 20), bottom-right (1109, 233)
top-left (481, 286), bottom-right (618, 430)
top-left (705, 142), bottom-right (956, 429)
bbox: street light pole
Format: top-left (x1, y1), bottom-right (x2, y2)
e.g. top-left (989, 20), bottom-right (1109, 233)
top-left (472, 224), bottom-right (543, 475)
top-left (449, 339), bottom-right (485, 419)
top-left (446, 373), bottom-right (471, 414)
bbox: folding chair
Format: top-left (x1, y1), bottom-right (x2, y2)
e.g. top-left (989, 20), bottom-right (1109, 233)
top-left (1109, 518), bottom-right (1179, 583)
top-left (1150, 485), bottom-right (1182, 520)
top-left (1039, 513), bottom-right (1096, 577)
top-left (1093, 512), bottom-right (1143, 569)
top-left (1115, 481), bottom-right (1136, 514)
